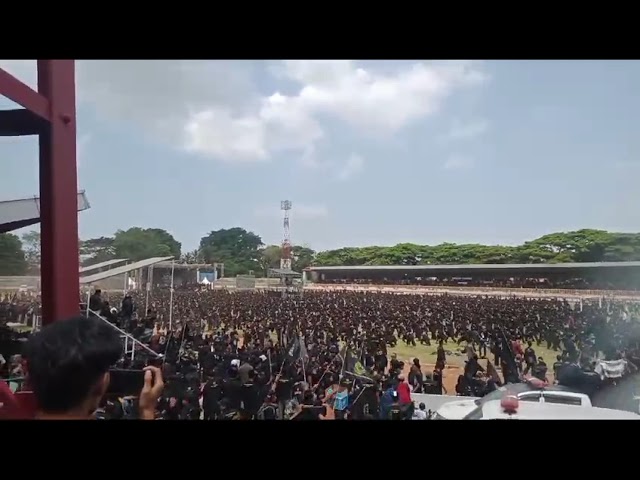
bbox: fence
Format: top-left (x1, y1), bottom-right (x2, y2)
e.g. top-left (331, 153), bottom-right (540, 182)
top-left (235, 275), bottom-right (257, 290)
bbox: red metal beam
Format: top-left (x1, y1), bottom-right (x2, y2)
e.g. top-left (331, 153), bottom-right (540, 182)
top-left (37, 60), bottom-right (79, 325)
top-left (0, 68), bottom-right (51, 122)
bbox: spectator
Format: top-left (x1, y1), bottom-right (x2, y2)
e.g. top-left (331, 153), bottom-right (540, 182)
top-left (25, 316), bottom-right (163, 420)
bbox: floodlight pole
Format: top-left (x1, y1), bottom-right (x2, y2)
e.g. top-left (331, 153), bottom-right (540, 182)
top-left (169, 260), bottom-right (175, 331)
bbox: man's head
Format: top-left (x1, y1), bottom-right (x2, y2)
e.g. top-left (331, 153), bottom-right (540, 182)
top-left (26, 316), bottom-right (122, 417)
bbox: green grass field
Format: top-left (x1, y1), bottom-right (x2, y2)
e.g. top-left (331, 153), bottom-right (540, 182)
top-left (389, 339), bottom-right (560, 370)
top-left (257, 330), bottom-right (560, 376)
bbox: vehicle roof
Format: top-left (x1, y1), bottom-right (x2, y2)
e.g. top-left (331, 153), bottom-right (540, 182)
top-left (479, 382), bottom-right (582, 404)
top-left (481, 400), bottom-right (640, 420)
top-left (436, 400), bottom-right (477, 416)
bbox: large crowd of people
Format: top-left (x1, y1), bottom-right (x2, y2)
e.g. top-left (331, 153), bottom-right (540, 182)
top-left (2, 285), bottom-right (640, 420)
top-left (318, 276), bottom-right (637, 291)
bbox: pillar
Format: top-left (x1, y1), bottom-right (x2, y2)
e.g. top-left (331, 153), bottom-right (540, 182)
top-left (37, 60), bottom-right (79, 325)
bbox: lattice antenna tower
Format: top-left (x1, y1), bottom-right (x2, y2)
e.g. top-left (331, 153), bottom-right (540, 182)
top-left (280, 200), bottom-right (292, 270)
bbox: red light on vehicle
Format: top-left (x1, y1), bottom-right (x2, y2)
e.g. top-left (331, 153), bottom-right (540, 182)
top-left (501, 394), bottom-right (519, 414)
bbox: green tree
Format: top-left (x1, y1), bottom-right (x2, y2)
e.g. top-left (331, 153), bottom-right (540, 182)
top-left (145, 228), bottom-right (182, 258)
top-left (292, 245), bottom-right (316, 271)
top-left (602, 233), bottom-right (640, 261)
top-left (80, 236), bottom-right (116, 266)
top-left (517, 229), bottom-right (613, 263)
top-left (181, 249), bottom-right (203, 264)
top-left (21, 230), bottom-right (41, 267)
top-left (260, 245), bottom-right (282, 273)
top-left (313, 230), bottom-right (640, 267)
top-left (0, 233), bottom-right (28, 275)
top-left (112, 228), bottom-right (180, 262)
top-left (200, 227), bottom-right (263, 276)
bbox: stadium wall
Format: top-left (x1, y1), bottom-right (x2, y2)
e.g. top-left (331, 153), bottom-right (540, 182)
top-left (0, 276), bottom-right (40, 291)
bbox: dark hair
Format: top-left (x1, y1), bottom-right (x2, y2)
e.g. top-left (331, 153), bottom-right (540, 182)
top-left (26, 316), bottom-right (122, 413)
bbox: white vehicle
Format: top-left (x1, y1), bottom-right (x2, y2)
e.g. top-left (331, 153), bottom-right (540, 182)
top-left (459, 395), bottom-right (640, 420)
top-left (431, 378), bottom-right (591, 420)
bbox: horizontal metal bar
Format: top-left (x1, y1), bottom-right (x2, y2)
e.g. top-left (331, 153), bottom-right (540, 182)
top-left (0, 68), bottom-right (50, 122)
top-left (87, 308), bottom-right (162, 358)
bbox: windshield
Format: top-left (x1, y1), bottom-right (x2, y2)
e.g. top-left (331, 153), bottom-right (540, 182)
top-left (463, 406), bottom-right (484, 420)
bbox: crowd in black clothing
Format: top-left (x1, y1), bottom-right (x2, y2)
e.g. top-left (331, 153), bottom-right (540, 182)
top-left (319, 276), bottom-right (637, 291)
top-left (73, 286), bottom-right (640, 419)
top-left (3, 284), bottom-right (640, 419)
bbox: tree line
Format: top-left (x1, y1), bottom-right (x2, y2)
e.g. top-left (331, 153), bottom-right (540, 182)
top-left (1, 228), bottom-right (639, 276)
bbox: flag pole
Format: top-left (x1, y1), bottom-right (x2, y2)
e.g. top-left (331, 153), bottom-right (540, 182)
top-left (169, 259), bottom-right (175, 331)
top-left (300, 333), bottom-right (307, 384)
top-left (145, 265), bottom-right (152, 314)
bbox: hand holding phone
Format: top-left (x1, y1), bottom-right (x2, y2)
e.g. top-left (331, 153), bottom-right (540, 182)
top-left (107, 369), bottom-right (145, 397)
top-left (139, 366), bottom-right (164, 420)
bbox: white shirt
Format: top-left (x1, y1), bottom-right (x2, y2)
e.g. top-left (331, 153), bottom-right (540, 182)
top-left (412, 409), bottom-right (428, 420)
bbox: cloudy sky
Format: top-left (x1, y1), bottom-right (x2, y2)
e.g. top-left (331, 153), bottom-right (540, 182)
top-left (1, 60), bottom-right (639, 252)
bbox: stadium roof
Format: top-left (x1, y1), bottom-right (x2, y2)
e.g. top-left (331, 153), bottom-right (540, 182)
top-left (0, 191), bottom-right (90, 233)
top-left (269, 268), bottom-right (302, 277)
top-left (80, 256), bottom-right (173, 285)
top-left (79, 258), bottom-right (128, 274)
top-left (154, 261), bottom-right (215, 270)
top-left (307, 261), bottom-right (640, 275)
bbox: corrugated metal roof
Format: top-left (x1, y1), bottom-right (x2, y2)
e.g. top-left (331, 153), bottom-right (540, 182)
top-left (0, 191), bottom-right (90, 234)
top-left (79, 259), bottom-right (128, 274)
top-left (269, 268), bottom-right (302, 277)
top-left (154, 261), bottom-right (214, 269)
top-left (308, 261), bottom-right (640, 272)
top-left (80, 256), bottom-right (173, 284)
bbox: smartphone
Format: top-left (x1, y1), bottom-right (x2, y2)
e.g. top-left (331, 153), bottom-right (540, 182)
top-left (147, 357), bottom-right (164, 368)
top-left (107, 369), bottom-right (145, 396)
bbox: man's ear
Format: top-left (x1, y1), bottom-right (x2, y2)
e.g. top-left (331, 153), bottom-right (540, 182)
top-left (94, 371), bottom-right (110, 399)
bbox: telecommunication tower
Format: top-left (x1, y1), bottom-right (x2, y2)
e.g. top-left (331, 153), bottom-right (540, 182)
top-left (280, 200), bottom-right (292, 270)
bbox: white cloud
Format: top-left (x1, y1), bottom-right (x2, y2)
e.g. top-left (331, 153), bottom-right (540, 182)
top-left (336, 153), bottom-right (364, 182)
top-left (442, 118), bottom-right (489, 142)
top-left (77, 134), bottom-right (91, 167)
top-left (0, 60), bottom-right (487, 167)
top-left (254, 203), bottom-right (329, 220)
top-left (443, 154), bottom-right (474, 170)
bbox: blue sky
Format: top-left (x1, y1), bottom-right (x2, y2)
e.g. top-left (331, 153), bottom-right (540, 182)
top-left (1, 60), bottom-right (639, 252)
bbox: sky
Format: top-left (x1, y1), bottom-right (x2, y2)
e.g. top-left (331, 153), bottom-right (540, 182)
top-left (0, 60), bottom-right (639, 253)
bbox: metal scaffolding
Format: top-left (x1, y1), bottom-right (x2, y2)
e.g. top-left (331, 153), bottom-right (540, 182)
top-left (0, 61), bottom-right (79, 325)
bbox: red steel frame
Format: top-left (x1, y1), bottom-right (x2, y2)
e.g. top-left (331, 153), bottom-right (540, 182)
top-left (0, 60), bottom-right (79, 325)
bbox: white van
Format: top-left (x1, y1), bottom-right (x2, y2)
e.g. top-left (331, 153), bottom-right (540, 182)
top-left (460, 397), bottom-right (640, 420)
top-left (431, 379), bottom-right (591, 420)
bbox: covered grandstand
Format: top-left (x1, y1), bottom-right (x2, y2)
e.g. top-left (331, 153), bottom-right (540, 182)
top-left (0, 191), bottom-right (90, 234)
top-left (152, 261), bottom-right (224, 288)
top-left (304, 261), bottom-right (640, 291)
top-left (80, 256), bottom-right (173, 291)
top-left (79, 258), bottom-right (128, 274)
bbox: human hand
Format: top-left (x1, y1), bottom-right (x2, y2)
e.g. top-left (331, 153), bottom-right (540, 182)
top-left (139, 366), bottom-right (164, 420)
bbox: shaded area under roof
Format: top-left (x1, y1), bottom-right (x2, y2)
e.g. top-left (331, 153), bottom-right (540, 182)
top-left (154, 261), bottom-right (216, 270)
top-left (0, 191), bottom-right (90, 234)
top-left (307, 261), bottom-right (640, 276)
top-left (80, 257), bottom-right (173, 285)
top-left (269, 268), bottom-right (302, 277)
top-left (79, 258), bottom-right (128, 274)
